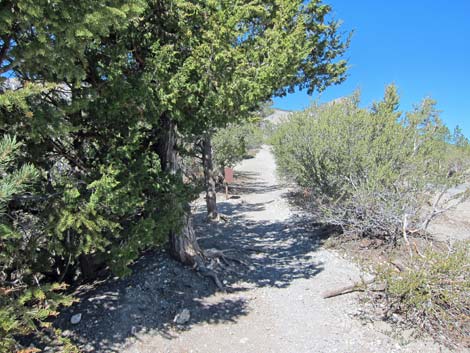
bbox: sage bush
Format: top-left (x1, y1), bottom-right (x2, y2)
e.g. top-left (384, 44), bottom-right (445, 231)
top-left (272, 85), bottom-right (469, 241)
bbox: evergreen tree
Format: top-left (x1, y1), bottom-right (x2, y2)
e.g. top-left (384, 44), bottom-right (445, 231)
top-left (0, 4), bottom-right (350, 346)
top-left (0, 134), bottom-right (74, 351)
top-left (121, 0), bottom-right (350, 264)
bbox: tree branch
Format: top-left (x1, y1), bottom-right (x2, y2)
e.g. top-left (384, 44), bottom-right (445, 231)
top-left (0, 36), bottom-right (11, 64)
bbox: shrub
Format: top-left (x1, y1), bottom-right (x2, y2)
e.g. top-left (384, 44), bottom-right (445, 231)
top-left (271, 85), bottom-right (469, 241)
top-left (213, 120), bottom-right (263, 169)
top-left (376, 241), bottom-right (470, 347)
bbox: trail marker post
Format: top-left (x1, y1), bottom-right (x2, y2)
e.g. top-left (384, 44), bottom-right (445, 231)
top-left (224, 167), bottom-right (234, 200)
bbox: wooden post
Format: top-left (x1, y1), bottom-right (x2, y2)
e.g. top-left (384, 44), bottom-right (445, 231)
top-left (224, 167), bottom-right (234, 200)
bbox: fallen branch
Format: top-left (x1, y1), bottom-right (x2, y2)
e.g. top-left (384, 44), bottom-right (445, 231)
top-left (390, 259), bottom-right (406, 272)
top-left (403, 214), bottom-right (413, 259)
top-left (322, 277), bottom-right (375, 299)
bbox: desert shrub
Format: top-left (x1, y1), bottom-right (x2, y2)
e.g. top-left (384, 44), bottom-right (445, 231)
top-left (376, 241), bottom-right (470, 347)
top-left (271, 85), bottom-right (468, 240)
top-left (213, 120), bottom-right (263, 169)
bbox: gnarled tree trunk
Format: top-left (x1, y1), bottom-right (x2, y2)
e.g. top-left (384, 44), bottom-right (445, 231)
top-left (202, 134), bottom-right (218, 220)
top-left (155, 113), bottom-right (204, 265)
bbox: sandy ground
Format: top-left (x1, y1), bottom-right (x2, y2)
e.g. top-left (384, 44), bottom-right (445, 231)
top-left (428, 183), bottom-right (470, 243)
top-left (113, 147), bottom-right (459, 353)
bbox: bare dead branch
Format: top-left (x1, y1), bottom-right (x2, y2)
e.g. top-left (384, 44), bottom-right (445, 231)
top-left (323, 277), bottom-right (375, 299)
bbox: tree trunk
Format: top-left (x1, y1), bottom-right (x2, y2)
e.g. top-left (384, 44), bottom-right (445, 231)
top-left (155, 113), bottom-right (204, 265)
top-left (168, 204), bottom-right (203, 265)
top-left (202, 134), bottom-right (218, 220)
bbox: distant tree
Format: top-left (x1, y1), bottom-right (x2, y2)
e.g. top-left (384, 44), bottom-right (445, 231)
top-left (258, 100), bottom-right (276, 118)
top-left (452, 126), bottom-right (469, 148)
top-left (212, 121), bottom-right (262, 171)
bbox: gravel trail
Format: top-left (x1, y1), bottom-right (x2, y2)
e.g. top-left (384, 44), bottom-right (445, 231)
top-left (120, 146), bottom-right (453, 353)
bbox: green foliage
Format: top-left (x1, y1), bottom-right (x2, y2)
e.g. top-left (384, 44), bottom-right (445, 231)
top-left (213, 121), bottom-right (263, 168)
top-left (138, 0), bottom-right (349, 135)
top-left (0, 135), bottom-right (38, 204)
top-left (272, 85), bottom-right (468, 239)
top-left (377, 242), bottom-right (470, 347)
top-left (0, 134), bottom-right (74, 352)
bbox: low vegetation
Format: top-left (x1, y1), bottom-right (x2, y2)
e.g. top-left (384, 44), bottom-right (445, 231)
top-left (376, 241), bottom-right (470, 347)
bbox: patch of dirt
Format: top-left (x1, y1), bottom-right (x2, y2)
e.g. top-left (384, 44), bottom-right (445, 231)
top-left (428, 184), bottom-right (470, 242)
top-left (289, 188), bottom-right (470, 350)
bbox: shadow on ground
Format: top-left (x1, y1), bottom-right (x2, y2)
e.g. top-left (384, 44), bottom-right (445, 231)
top-left (54, 173), bottom-right (323, 352)
top-left (226, 171), bottom-right (285, 195)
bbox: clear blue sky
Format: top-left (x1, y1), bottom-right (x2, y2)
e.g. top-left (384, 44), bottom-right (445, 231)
top-left (273, 0), bottom-right (470, 137)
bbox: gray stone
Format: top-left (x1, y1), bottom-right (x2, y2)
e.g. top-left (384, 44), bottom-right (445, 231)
top-left (70, 313), bottom-right (82, 325)
top-left (173, 309), bottom-right (191, 325)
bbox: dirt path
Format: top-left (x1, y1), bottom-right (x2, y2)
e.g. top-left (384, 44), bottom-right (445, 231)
top-left (58, 146), bottom-right (457, 353)
top-left (120, 147), bottom-right (452, 353)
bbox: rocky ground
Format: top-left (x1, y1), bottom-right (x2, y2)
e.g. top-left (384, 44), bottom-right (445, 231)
top-left (55, 146), bottom-right (468, 353)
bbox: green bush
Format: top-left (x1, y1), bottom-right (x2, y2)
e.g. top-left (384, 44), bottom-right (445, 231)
top-left (377, 241), bottom-right (470, 347)
top-left (271, 85), bottom-right (469, 240)
top-left (213, 120), bottom-right (263, 169)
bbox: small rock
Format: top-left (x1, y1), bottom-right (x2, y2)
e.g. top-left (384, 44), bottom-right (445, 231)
top-left (173, 309), bottom-right (190, 325)
top-left (70, 313), bottom-right (82, 325)
top-left (82, 343), bottom-right (94, 352)
top-left (61, 330), bottom-right (72, 337)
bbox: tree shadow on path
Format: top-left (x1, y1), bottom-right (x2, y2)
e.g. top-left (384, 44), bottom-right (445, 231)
top-left (54, 174), bottom-right (323, 352)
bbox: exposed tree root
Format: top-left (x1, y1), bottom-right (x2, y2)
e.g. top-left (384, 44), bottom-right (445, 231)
top-left (206, 213), bottom-right (230, 223)
top-left (192, 248), bottom-right (248, 292)
top-left (204, 248), bottom-right (248, 267)
top-left (194, 257), bottom-right (226, 292)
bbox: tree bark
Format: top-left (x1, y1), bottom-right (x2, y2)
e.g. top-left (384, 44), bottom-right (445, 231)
top-left (202, 134), bottom-right (218, 220)
top-left (155, 113), bottom-right (204, 265)
top-left (168, 205), bottom-right (203, 265)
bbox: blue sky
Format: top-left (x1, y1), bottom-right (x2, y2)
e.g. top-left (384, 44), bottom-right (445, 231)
top-left (273, 0), bottom-right (470, 137)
